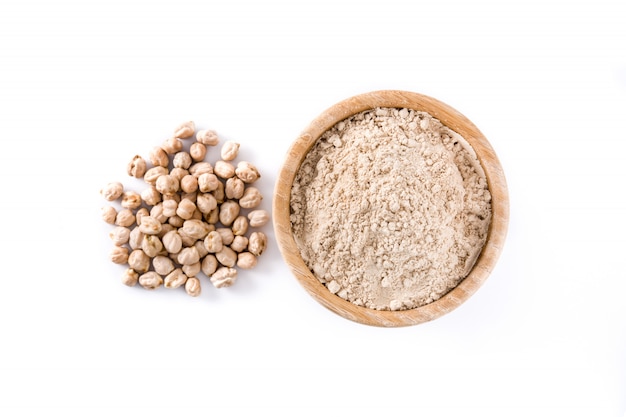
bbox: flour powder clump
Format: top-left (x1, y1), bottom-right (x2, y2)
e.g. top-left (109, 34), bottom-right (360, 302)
top-left (290, 107), bottom-right (492, 311)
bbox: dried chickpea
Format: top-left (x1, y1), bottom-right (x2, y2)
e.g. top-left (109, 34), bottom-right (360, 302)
top-left (141, 186), bottom-right (162, 206)
top-left (121, 191), bottom-right (142, 209)
top-left (201, 254), bottom-right (218, 276)
top-left (231, 216), bottom-right (248, 236)
top-left (164, 268), bottom-right (187, 289)
top-left (169, 167), bottom-right (189, 183)
top-left (142, 235), bottom-right (164, 258)
top-left (129, 227), bottom-right (145, 250)
top-left (173, 152), bottom-right (192, 169)
top-left (248, 232), bottom-right (267, 256)
top-left (212, 181), bottom-right (225, 204)
top-left (156, 175), bottom-right (179, 195)
top-left (225, 177), bottom-right (244, 200)
top-left (190, 142), bottom-right (206, 161)
top-left (237, 252), bottom-right (257, 269)
top-left (162, 199), bottom-right (178, 218)
top-left (216, 246), bottom-right (237, 268)
top-left (214, 160), bottom-right (235, 179)
top-left (182, 219), bottom-right (211, 240)
top-left (176, 198), bottom-right (196, 220)
top-left (168, 215), bottom-right (184, 228)
top-left (185, 276), bottom-right (201, 297)
top-left (115, 209), bottom-right (136, 227)
top-left (238, 187), bottom-right (263, 209)
top-left (110, 246), bottom-right (129, 264)
top-left (182, 262), bottom-right (201, 278)
top-left (180, 175), bottom-right (198, 193)
top-left (162, 137), bottom-right (183, 154)
top-left (138, 216), bottom-right (162, 235)
top-left (157, 223), bottom-right (175, 238)
top-left (153, 255), bottom-right (175, 276)
top-left (210, 267), bottom-right (237, 288)
top-left (144, 166), bottom-right (168, 185)
top-left (163, 192), bottom-right (181, 204)
top-left (109, 226), bottom-right (131, 246)
top-left (197, 173), bottom-right (220, 193)
top-left (136, 207), bottom-right (149, 226)
top-left (189, 162), bottom-right (213, 178)
top-left (149, 146), bottom-right (169, 167)
top-left (215, 227), bottom-right (234, 246)
top-left (127, 155), bottom-right (147, 178)
top-left (194, 240), bottom-right (209, 258)
top-left (181, 191), bottom-right (197, 203)
top-left (177, 228), bottom-right (197, 247)
top-left (205, 207), bottom-right (219, 224)
top-left (247, 209), bottom-right (270, 228)
top-left (162, 230), bottom-right (183, 254)
top-left (204, 231), bottom-right (223, 253)
top-left (128, 249), bottom-right (151, 273)
top-left (191, 208), bottom-right (203, 220)
top-left (139, 271), bottom-right (163, 290)
top-left (101, 206), bottom-right (117, 224)
top-left (196, 193), bottom-right (217, 214)
top-left (178, 246), bottom-right (200, 265)
top-left (220, 141), bottom-right (240, 161)
top-left (218, 200), bottom-right (240, 227)
top-left (121, 268), bottom-right (139, 287)
top-left (235, 161), bottom-right (260, 183)
top-left (230, 235), bottom-right (248, 253)
top-left (196, 129), bottom-right (219, 145)
top-left (101, 182), bottom-right (124, 201)
top-left (174, 121), bottom-right (195, 139)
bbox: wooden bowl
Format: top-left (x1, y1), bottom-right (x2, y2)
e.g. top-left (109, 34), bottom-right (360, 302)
top-left (273, 90), bottom-right (509, 327)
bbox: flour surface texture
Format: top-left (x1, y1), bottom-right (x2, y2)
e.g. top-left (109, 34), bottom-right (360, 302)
top-left (290, 108), bottom-right (492, 311)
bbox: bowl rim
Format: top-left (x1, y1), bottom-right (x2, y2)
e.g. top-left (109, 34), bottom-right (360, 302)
top-left (273, 90), bottom-right (509, 327)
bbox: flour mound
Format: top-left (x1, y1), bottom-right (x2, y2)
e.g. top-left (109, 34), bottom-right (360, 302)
top-left (290, 108), bottom-right (491, 311)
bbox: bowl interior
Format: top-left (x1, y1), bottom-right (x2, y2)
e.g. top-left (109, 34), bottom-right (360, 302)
top-left (273, 90), bottom-right (509, 327)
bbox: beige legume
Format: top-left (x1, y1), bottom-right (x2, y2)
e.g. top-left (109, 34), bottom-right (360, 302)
top-left (230, 235), bottom-right (248, 253)
top-left (232, 216), bottom-right (248, 236)
top-left (142, 235), bottom-right (164, 257)
top-left (201, 254), bottom-right (218, 277)
top-left (139, 271), bottom-right (163, 290)
top-left (218, 200), bottom-right (240, 226)
top-left (144, 166), bottom-right (168, 185)
top-left (235, 161), bottom-right (260, 183)
top-left (247, 210), bottom-right (270, 228)
top-left (101, 206), bottom-right (117, 224)
top-left (127, 155), bottom-right (147, 178)
top-left (238, 187), bottom-right (263, 209)
top-left (225, 177), bottom-right (244, 200)
top-left (109, 226), bottom-right (131, 246)
top-left (220, 141), bottom-right (240, 161)
top-left (177, 246), bottom-right (200, 265)
top-left (153, 255), bottom-right (175, 276)
top-left (189, 162), bottom-right (213, 178)
top-left (110, 246), bottom-right (129, 264)
top-left (128, 249), bottom-right (151, 273)
top-left (180, 175), bottom-right (198, 193)
top-left (190, 142), bottom-right (206, 161)
top-left (174, 121), bottom-right (195, 139)
top-left (138, 216), bottom-right (162, 235)
top-left (204, 231), bottom-right (223, 253)
top-left (182, 262), bottom-right (201, 277)
top-left (214, 160), bottom-right (235, 179)
top-left (115, 209), bottom-right (136, 227)
top-left (173, 151), bottom-right (192, 169)
top-left (121, 191), bottom-right (142, 209)
top-left (141, 186), bottom-right (162, 206)
top-left (216, 246), bottom-right (237, 267)
top-left (185, 276), bottom-right (201, 296)
top-left (121, 268), bottom-right (139, 286)
top-left (162, 230), bottom-right (183, 254)
top-left (164, 268), bottom-right (187, 289)
top-left (215, 227), bottom-right (235, 246)
top-left (149, 146), bottom-right (169, 167)
top-left (237, 252), bottom-right (257, 269)
top-left (248, 232), bottom-right (267, 256)
top-left (196, 129), bottom-right (219, 145)
top-left (176, 199), bottom-right (196, 220)
top-left (210, 267), bottom-right (237, 288)
top-left (101, 182), bottom-right (124, 201)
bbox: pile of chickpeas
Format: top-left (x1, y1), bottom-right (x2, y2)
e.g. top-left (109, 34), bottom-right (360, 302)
top-left (101, 121), bottom-right (268, 297)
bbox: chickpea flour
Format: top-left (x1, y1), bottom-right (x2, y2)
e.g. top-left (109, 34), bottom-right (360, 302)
top-left (290, 108), bottom-right (492, 311)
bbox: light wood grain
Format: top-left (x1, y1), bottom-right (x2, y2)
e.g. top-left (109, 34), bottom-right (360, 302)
top-left (273, 90), bottom-right (509, 327)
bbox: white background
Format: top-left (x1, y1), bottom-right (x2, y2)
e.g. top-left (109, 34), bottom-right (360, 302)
top-left (1, 0), bottom-right (624, 415)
